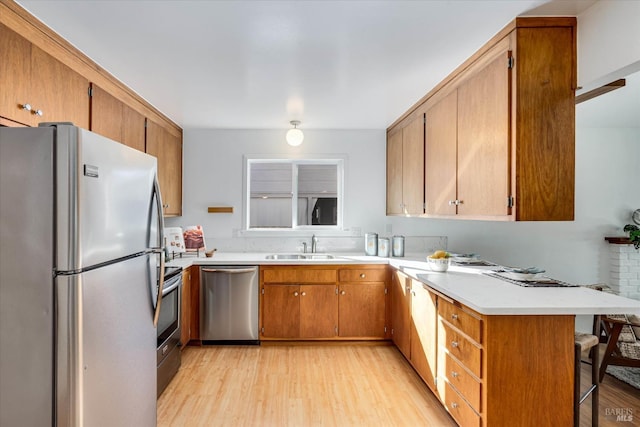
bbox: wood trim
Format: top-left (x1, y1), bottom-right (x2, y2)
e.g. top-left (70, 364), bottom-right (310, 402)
top-left (575, 79), bottom-right (626, 104)
top-left (604, 236), bottom-right (632, 245)
top-left (207, 206), bottom-right (234, 213)
top-left (387, 16), bottom-right (576, 130)
top-left (0, 0), bottom-right (181, 133)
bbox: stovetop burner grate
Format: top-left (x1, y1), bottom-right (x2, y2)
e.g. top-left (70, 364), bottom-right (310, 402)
top-left (484, 271), bottom-right (578, 287)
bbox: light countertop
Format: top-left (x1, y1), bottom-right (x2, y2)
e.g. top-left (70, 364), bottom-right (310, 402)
top-left (167, 252), bottom-right (640, 316)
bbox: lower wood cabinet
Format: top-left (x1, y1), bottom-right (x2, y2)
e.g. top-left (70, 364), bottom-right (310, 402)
top-left (260, 265), bottom-right (388, 340)
top-left (390, 270), bottom-right (437, 391)
top-left (391, 266), bottom-right (575, 427)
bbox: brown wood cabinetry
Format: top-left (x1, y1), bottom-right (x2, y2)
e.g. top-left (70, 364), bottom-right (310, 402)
top-left (391, 267), bottom-right (574, 426)
top-left (391, 17), bottom-right (577, 221)
top-left (260, 265), bottom-right (388, 340)
top-left (435, 294), bottom-right (573, 427)
top-left (180, 267), bottom-right (192, 349)
top-left (90, 83), bottom-right (145, 152)
top-left (0, 22), bottom-right (89, 128)
top-left (1, 4), bottom-right (183, 215)
top-left (337, 266), bottom-right (387, 338)
top-left (146, 119), bottom-right (183, 217)
top-left (386, 114), bottom-right (424, 216)
top-left (390, 270), bottom-right (437, 391)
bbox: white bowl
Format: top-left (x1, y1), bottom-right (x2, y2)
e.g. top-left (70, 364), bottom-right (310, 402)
top-left (427, 257), bottom-right (450, 272)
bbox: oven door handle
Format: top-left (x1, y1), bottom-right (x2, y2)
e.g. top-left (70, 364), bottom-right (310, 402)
top-left (202, 267), bottom-right (256, 274)
top-left (162, 279), bottom-right (181, 296)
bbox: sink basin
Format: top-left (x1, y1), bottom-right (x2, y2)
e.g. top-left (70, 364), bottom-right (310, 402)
top-left (265, 254), bottom-right (336, 260)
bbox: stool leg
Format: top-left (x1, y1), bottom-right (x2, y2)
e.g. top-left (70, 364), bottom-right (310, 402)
top-left (574, 343), bottom-right (581, 427)
top-left (591, 344), bottom-right (599, 427)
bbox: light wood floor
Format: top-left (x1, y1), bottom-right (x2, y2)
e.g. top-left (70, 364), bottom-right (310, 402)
top-left (158, 343), bottom-right (639, 427)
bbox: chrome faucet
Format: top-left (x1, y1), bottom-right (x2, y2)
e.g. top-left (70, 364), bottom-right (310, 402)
top-left (311, 235), bottom-right (318, 253)
top-left (302, 242), bottom-right (308, 253)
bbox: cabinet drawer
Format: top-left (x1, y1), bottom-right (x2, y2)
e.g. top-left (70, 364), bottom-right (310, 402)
top-left (439, 322), bottom-right (482, 378)
top-left (441, 380), bottom-right (481, 427)
top-left (438, 298), bottom-right (482, 343)
top-left (440, 352), bottom-right (481, 412)
top-left (263, 268), bottom-right (337, 283)
top-left (339, 268), bottom-right (386, 282)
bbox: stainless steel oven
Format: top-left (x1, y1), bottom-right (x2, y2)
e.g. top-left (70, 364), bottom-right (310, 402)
top-left (157, 266), bottom-right (182, 397)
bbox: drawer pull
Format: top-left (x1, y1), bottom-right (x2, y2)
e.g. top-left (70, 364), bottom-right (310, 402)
top-left (451, 371), bottom-right (459, 378)
top-left (294, 291), bottom-right (299, 297)
top-left (451, 402), bottom-right (459, 409)
top-left (360, 273), bottom-right (366, 278)
top-left (340, 290), bottom-right (346, 295)
top-left (301, 292), bottom-right (306, 296)
top-left (451, 313), bottom-right (458, 320)
top-left (451, 341), bottom-right (459, 348)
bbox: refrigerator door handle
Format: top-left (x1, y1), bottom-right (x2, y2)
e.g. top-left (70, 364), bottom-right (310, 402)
top-left (151, 175), bottom-right (166, 327)
top-left (153, 249), bottom-right (165, 327)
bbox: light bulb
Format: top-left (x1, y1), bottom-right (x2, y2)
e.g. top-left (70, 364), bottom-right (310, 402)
top-left (286, 128), bottom-right (304, 146)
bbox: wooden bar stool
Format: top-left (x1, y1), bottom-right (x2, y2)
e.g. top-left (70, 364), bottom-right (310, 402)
top-left (574, 332), bottom-right (600, 427)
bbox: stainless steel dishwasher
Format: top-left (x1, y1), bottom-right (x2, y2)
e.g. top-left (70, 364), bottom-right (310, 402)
top-left (200, 266), bottom-right (259, 344)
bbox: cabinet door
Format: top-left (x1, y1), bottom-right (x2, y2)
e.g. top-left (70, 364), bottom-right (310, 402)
top-left (146, 120), bottom-right (183, 216)
top-left (0, 23), bottom-right (32, 126)
top-left (409, 279), bottom-right (437, 391)
top-left (338, 283), bottom-right (386, 338)
top-left (90, 84), bottom-right (146, 152)
top-left (180, 269), bottom-right (191, 348)
top-left (30, 45), bottom-right (89, 129)
top-left (401, 115), bottom-right (425, 215)
top-left (299, 284), bottom-right (337, 338)
top-left (262, 284), bottom-right (299, 338)
top-left (390, 271), bottom-right (410, 358)
top-left (425, 91), bottom-right (458, 215)
top-left (457, 52), bottom-right (510, 216)
top-left (386, 129), bottom-right (403, 215)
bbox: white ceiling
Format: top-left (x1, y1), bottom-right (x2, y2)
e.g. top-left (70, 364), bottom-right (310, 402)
top-left (16, 0), bottom-right (611, 130)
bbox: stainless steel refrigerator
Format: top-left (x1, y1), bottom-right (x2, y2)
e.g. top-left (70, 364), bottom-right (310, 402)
top-left (0, 123), bottom-right (165, 426)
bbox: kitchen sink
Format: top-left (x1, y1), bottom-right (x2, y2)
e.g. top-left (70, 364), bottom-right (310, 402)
top-left (265, 254), bottom-right (336, 260)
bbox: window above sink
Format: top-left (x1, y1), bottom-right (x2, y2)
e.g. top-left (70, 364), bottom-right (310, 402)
top-left (244, 156), bottom-right (345, 232)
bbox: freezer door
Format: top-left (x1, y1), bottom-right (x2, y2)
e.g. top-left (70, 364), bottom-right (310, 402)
top-left (56, 255), bottom-right (156, 427)
top-left (54, 124), bottom-right (159, 271)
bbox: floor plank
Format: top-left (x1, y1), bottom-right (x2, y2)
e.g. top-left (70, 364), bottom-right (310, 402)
top-left (158, 343), bottom-right (639, 426)
top-left (158, 344), bottom-right (456, 426)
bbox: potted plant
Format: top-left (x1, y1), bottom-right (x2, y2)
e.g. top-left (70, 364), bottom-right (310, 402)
top-left (624, 224), bottom-right (640, 250)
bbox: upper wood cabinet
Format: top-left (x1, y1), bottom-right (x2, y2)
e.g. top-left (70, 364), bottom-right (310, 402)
top-left (0, 23), bottom-right (89, 128)
top-left (146, 119), bottom-right (183, 217)
top-left (390, 17), bottom-right (577, 221)
top-left (386, 114), bottom-right (424, 216)
top-left (90, 83), bottom-right (145, 152)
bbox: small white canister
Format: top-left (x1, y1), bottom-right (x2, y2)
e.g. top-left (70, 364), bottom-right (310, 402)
top-left (392, 235), bottom-right (405, 257)
top-left (364, 233), bottom-right (378, 256)
top-left (378, 237), bottom-right (390, 257)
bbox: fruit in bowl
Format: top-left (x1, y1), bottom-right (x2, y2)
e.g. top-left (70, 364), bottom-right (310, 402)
top-left (427, 250), bottom-right (450, 272)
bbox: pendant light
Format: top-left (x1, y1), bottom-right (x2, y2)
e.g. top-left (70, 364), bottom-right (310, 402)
top-left (286, 120), bottom-right (304, 146)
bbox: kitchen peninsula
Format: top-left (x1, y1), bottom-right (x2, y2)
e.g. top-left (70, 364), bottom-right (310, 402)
top-left (169, 252), bottom-right (640, 427)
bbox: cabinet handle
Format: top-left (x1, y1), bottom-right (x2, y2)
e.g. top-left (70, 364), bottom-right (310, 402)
top-left (360, 273), bottom-right (366, 278)
top-left (451, 341), bottom-right (459, 348)
top-left (451, 402), bottom-right (459, 409)
top-left (293, 291), bottom-right (299, 297)
top-left (301, 292), bottom-right (306, 296)
top-left (21, 103), bottom-right (32, 112)
top-left (448, 200), bottom-right (456, 206)
top-left (340, 290), bottom-right (346, 295)
top-left (33, 109), bottom-right (43, 116)
top-left (451, 314), bottom-right (458, 320)
top-left (451, 371), bottom-right (459, 378)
